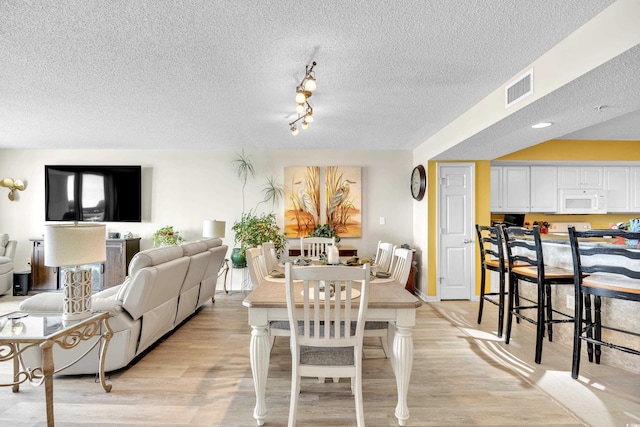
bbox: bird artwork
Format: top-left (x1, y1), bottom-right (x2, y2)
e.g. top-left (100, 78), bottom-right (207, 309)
top-left (328, 179), bottom-right (355, 216)
top-left (295, 180), bottom-right (318, 225)
top-left (0, 178), bottom-right (26, 201)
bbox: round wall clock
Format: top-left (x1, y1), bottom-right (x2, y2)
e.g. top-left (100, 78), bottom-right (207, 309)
top-left (411, 165), bottom-right (426, 201)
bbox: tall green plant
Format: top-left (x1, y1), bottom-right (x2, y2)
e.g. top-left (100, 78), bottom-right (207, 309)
top-left (232, 150), bottom-right (286, 257)
top-left (233, 149), bottom-right (255, 215)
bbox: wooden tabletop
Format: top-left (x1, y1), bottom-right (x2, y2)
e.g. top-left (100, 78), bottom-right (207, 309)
top-left (243, 280), bottom-right (422, 309)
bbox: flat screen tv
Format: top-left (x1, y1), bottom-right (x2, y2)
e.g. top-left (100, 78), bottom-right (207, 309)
top-left (45, 165), bottom-right (142, 222)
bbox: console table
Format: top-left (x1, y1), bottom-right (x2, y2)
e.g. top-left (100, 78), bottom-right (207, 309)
top-left (288, 247), bottom-right (358, 257)
top-left (0, 311), bottom-right (113, 426)
top-left (30, 238), bottom-right (140, 292)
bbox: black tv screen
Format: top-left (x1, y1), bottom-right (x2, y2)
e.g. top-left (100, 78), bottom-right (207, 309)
top-left (45, 165), bottom-right (142, 222)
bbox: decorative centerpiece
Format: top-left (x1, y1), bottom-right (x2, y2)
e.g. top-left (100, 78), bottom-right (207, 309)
top-left (308, 223), bottom-right (340, 242)
top-left (153, 226), bottom-right (183, 247)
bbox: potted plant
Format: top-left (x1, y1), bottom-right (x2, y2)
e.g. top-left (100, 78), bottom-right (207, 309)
top-left (308, 223), bottom-right (340, 242)
top-left (231, 150), bottom-right (285, 268)
top-left (232, 211), bottom-right (287, 267)
top-left (153, 225), bottom-right (183, 247)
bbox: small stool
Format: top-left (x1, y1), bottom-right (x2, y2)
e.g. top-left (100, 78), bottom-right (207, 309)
top-left (13, 270), bottom-right (30, 296)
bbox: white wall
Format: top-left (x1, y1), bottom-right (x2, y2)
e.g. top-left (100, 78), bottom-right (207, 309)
top-left (0, 149), bottom-right (414, 279)
top-left (412, 146), bottom-right (430, 299)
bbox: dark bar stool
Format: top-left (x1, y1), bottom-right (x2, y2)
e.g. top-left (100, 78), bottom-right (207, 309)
top-left (504, 225), bottom-right (575, 364)
top-left (476, 224), bottom-right (508, 337)
top-left (568, 226), bottom-right (640, 379)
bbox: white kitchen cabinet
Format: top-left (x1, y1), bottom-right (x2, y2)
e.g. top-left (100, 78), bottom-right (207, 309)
top-left (490, 166), bottom-right (503, 211)
top-left (530, 166), bottom-right (557, 212)
top-left (631, 167), bottom-right (640, 213)
top-left (558, 166), bottom-right (603, 189)
top-left (502, 166), bottom-right (530, 212)
top-left (604, 167), bottom-right (631, 212)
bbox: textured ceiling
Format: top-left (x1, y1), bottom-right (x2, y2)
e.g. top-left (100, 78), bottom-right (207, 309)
top-left (1, 0), bottom-right (637, 158)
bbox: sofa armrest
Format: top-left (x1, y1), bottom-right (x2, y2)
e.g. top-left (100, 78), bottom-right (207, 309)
top-left (91, 295), bottom-right (124, 317)
top-left (19, 292), bottom-right (64, 312)
top-left (94, 285), bottom-right (121, 299)
top-left (19, 288), bottom-right (124, 317)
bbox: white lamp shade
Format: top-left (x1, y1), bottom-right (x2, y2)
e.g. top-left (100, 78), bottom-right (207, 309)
top-left (44, 224), bottom-right (106, 267)
top-left (203, 220), bottom-right (225, 238)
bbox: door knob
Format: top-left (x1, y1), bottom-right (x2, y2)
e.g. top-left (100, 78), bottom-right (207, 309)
top-left (463, 239), bottom-right (472, 244)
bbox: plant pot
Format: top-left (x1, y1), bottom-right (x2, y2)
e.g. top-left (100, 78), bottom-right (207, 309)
top-left (231, 247), bottom-right (246, 268)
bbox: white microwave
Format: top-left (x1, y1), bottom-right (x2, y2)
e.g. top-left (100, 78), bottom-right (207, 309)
top-left (558, 189), bottom-right (607, 214)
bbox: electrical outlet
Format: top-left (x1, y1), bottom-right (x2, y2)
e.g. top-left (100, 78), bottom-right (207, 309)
top-left (566, 294), bottom-right (575, 309)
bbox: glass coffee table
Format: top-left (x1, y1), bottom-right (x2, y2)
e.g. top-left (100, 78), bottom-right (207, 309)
top-left (0, 311), bottom-right (113, 426)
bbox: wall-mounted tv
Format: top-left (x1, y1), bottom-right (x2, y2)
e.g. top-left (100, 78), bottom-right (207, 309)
top-left (45, 165), bottom-right (142, 222)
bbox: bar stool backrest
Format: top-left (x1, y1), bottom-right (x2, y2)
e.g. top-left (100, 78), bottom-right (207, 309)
top-left (503, 226), bottom-right (545, 281)
top-left (568, 227), bottom-right (640, 281)
top-left (476, 224), bottom-right (505, 273)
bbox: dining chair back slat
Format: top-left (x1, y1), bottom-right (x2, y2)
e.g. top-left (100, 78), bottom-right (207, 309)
top-left (300, 236), bottom-right (335, 260)
top-left (389, 247), bottom-right (413, 285)
top-left (374, 241), bottom-right (396, 273)
top-left (261, 241), bottom-right (283, 274)
top-left (246, 247), bottom-right (266, 289)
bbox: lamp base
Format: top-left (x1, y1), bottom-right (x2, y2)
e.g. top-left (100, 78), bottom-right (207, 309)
top-left (61, 268), bottom-right (93, 321)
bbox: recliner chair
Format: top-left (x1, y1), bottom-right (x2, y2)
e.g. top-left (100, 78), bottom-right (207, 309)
top-left (0, 234), bottom-right (17, 295)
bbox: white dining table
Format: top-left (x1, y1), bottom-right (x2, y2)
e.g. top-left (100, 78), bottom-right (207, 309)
top-left (242, 276), bottom-right (422, 426)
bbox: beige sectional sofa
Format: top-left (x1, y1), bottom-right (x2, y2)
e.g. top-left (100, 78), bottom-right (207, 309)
top-left (0, 234), bottom-right (17, 295)
top-left (18, 238), bottom-right (228, 374)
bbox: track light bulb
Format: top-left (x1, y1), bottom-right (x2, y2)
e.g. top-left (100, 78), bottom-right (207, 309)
top-left (304, 76), bottom-right (316, 92)
top-left (301, 121), bottom-right (309, 130)
top-left (295, 91), bottom-right (306, 104)
top-left (296, 104), bottom-right (306, 115)
top-left (290, 125), bottom-right (298, 136)
top-left (305, 113), bottom-right (314, 123)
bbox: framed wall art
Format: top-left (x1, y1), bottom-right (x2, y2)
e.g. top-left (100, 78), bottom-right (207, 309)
top-left (284, 166), bottom-right (361, 238)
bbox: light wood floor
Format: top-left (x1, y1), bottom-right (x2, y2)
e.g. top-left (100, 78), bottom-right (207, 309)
top-left (0, 291), bottom-right (638, 426)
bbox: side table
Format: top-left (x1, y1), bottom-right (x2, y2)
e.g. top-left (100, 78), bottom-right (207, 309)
top-left (0, 311), bottom-right (113, 426)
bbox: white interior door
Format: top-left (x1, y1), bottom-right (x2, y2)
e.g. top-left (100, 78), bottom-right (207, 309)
top-left (437, 163), bottom-right (475, 300)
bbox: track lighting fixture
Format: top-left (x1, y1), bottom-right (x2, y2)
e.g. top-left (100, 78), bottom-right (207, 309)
top-left (289, 61), bottom-right (316, 136)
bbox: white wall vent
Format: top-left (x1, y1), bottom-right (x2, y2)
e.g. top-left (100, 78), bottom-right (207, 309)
top-left (505, 68), bottom-right (534, 108)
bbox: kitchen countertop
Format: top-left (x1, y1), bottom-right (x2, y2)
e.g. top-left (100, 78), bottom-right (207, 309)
top-left (535, 233), bottom-right (640, 249)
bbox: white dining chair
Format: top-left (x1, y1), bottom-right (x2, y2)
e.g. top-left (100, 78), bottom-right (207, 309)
top-left (299, 236), bottom-right (335, 260)
top-left (365, 246), bottom-right (414, 358)
top-left (374, 247), bottom-right (413, 285)
top-left (248, 246), bottom-right (290, 347)
top-left (373, 240), bottom-right (396, 273)
top-left (261, 241), bottom-right (283, 274)
top-left (285, 262), bottom-right (370, 427)
top-left (246, 247), bottom-right (267, 289)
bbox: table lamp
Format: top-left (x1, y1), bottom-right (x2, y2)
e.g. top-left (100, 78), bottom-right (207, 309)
top-left (44, 224), bottom-right (106, 321)
top-left (203, 220), bottom-right (225, 238)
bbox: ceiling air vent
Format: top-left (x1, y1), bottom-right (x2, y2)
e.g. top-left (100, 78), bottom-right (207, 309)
top-left (505, 68), bottom-right (533, 108)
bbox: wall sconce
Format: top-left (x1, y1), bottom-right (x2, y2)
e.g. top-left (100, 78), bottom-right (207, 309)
top-left (289, 61), bottom-right (317, 136)
top-left (0, 178), bottom-right (25, 201)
